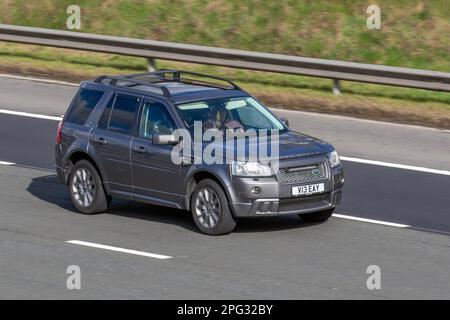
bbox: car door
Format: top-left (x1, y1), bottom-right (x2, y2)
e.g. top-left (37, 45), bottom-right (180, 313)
top-left (89, 93), bottom-right (142, 196)
top-left (131, 99), bottom-right (182, 207)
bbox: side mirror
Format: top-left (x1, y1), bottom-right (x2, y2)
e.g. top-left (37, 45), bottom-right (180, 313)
top-left (152, 134), bottom-right (179, 146)
top-left (280, 117), bottom-right (290, 128)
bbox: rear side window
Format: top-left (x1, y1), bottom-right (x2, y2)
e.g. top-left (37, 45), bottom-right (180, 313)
top-left (98, 94), bottom-right (140, 135)
top-left (65, 89), bottom-right (104, 125)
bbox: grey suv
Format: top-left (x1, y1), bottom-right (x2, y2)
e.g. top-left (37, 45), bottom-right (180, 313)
top-left (55, 70), bottom-right (344, 235)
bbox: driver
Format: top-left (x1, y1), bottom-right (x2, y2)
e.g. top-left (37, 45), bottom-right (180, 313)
top-left (202, 104), bottom-right (243, 132)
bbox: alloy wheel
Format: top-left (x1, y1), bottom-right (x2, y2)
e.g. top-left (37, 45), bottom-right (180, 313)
top-left (195, 187), bottom-right (221, 229)
top-left (71, 168), bottom-right (96, 207)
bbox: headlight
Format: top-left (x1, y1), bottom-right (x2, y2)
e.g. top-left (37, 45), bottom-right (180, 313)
top-left (231, 161), bottom-right (273, 177)
top-left (327, 150), bottom-right (341, 168)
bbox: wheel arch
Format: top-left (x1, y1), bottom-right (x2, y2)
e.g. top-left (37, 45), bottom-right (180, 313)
top-left (184, 169), bottom-right (231, 211)
top-left (64, 150), bottom-right (108, 193)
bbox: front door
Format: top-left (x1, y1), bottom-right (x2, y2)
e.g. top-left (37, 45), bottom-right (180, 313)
top-left (131, 100), bottom-right (182, 207)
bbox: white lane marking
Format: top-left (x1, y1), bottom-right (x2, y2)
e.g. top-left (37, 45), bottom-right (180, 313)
top-left (332, 214), bottom-right (410, 228)
top-left (0, 74), bottom-right (78, 86)
top-left (0, 161), bottom-right (15, 165)
top-left (341, 156), bottom-right (450, 176)
top-left (66, 240), bottom-right (172, 260)
top-left (0, 109), bottom-right (62, 121)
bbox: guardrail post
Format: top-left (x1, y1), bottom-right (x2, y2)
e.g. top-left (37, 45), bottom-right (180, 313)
top-left (147, 58), bottom-right (156, 72)
top-left (332, 79), bottom-right (342, 95)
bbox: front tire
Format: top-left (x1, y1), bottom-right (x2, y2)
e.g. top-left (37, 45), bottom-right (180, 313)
top-left (191, 179), bottom-right (236, 235)
top-left (299, 208), bottom-right (334, 222)
top-left (68, 160), bottom-right (110, 214)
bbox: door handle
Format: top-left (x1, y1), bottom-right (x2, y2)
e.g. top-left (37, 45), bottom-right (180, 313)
top-left (93, 137), bottom-right (107, 145)
top-left (133, 145), bottom-right (148, 154)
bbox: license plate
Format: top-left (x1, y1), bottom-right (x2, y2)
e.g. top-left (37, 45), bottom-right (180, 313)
top-left (292, 183), bottom-right (324, 196)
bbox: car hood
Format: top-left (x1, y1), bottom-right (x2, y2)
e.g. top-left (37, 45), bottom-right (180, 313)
top-left (194, 130), bottom-right (334, 162)
top-left (275, 131), bottom-right (334, 159)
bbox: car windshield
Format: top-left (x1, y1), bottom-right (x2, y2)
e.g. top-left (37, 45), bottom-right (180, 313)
top-left (175, 97), bottom-right (285, 132)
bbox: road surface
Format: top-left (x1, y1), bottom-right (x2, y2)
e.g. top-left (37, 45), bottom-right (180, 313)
top-left (0, 75), bottom-right (449, 299)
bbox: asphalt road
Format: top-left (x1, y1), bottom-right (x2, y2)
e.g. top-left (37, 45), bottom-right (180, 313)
top-left (1, 113), bottom-right (449, 233)
top-left (1, 164), bottom-right (450, 299)
top-left (0, 76), bottom-right (449, 299)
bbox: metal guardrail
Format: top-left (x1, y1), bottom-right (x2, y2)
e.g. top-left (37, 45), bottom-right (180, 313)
top-left (1, 23), bottom-right (450, 93)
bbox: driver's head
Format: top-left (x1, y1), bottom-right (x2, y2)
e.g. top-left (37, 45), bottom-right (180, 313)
top-left (204, 103), bottom-right (228, 131)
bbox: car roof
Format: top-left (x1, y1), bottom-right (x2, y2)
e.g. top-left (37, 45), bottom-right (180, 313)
top-left (127, 81), bottom-right (247, 103)
top-left (90, 70), bottom-right (248, 104)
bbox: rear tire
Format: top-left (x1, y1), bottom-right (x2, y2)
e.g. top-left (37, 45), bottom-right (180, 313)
top-left (299, 208), bottom-right (334, 222)
top-left (191, 179), bottom-right (236, 235)
top-left (68, 160), bottom-right (110, 214)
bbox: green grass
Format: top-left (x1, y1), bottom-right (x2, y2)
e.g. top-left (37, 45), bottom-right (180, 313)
top-left (0, 0), bottom-right (449, 71)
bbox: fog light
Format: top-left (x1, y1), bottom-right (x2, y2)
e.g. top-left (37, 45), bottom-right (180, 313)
top-left (251, 186), bottom-right (261, 195)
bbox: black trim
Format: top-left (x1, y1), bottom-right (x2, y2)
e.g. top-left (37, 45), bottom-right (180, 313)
top-left (95, 75), bottom-right (171, 98)
top-left (95, 69), bottom-right (242, 100)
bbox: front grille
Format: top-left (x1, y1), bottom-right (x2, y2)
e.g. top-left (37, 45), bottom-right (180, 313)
top-left (279, 162), bottom-right (327, 183)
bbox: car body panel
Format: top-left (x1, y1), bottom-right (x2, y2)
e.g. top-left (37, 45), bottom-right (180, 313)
top-left (89, 128), bottom-right (133, 194)
top-left (131, 136), bottom-right (182, 206)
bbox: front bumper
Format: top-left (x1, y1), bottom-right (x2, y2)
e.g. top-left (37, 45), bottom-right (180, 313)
top-left (228, 189), bottom-right (342, 217)
top-left (226, 157), bottom-right (344, 217)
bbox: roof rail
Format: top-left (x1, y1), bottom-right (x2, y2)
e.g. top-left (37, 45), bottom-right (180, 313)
top-left (126, 69), bottom-right (243, 91)
top-left (94, 75), bottom-right (171, 98)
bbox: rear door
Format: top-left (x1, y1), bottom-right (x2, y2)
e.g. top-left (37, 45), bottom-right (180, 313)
top-left (90, 93), bottom-right (142, 196)
top-left (131, 99), bottom-right (182, 207)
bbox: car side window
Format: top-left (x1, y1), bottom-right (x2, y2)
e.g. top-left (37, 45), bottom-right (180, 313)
top-left (98, 94), bottom-right (140, 135)
top-left (139, 101), bottom-right (175, 138)
top-left (65, 88), bottom-right (104, 125)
